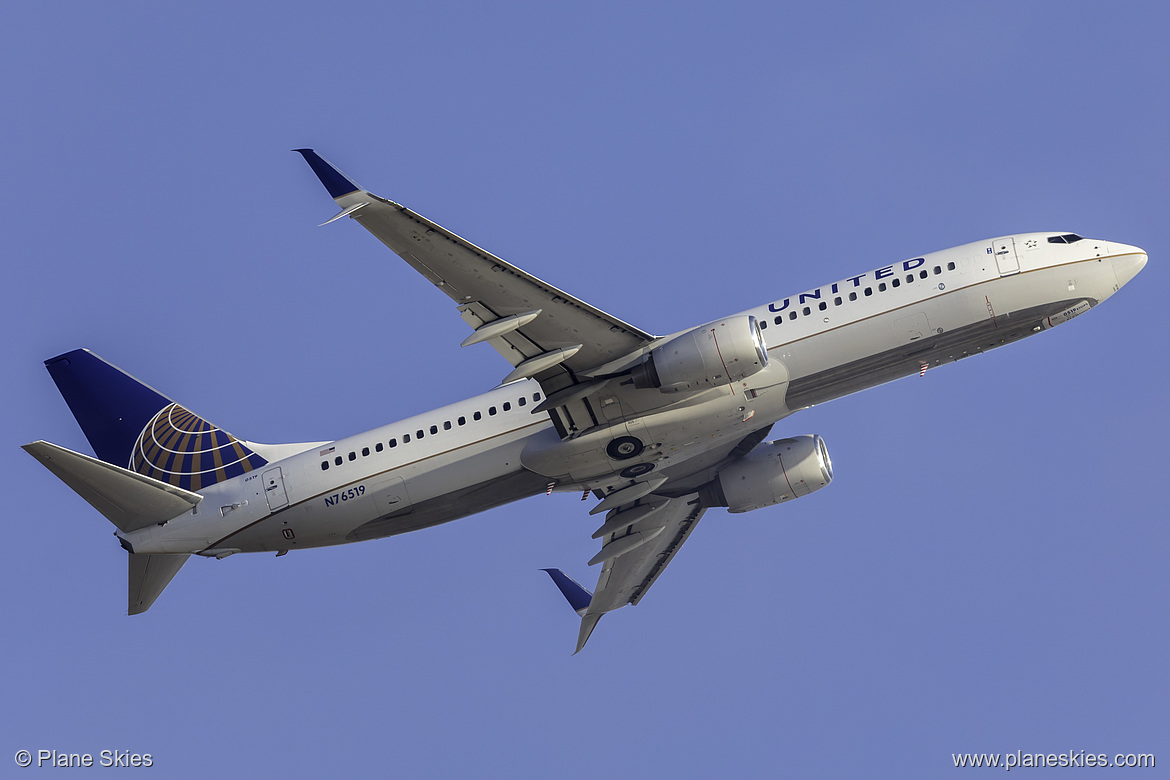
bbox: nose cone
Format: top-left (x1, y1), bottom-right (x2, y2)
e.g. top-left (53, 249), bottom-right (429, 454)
top-left (1111, 243), bottom-right (1148, 289)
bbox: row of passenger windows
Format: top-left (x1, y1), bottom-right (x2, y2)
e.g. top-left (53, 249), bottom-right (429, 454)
top-left (758, 261), bottom-right (957, 329)
top-left (320, 391), bottom-right (543, 471)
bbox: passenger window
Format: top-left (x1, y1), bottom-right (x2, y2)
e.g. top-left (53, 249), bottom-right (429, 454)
top-left (533, 393), bottom-right (541, 401)
top-left (518, 397), bottom-right (526, 407)
top-left (919, 270), bottom-right (928, 279)
top-left (417, 429), bottom-right (425, 439)
top-left (933, 266), bottom-right (942, 275)
top-left (759, 320), bottom-right (767, 329)
top-left (774, 316), bottom-right (783, 325)
top-left (849, 292), bottom-right (857, 301)
top-left (362, 447), bottom-right (370, 457)
top-left (321, 461), bottom-right (329, 471)
top-left (376, 442), bottom-right (383, 452)
top-left (789, 311), bottom-right (797, 320)
top-left (428, 425), bottom-right (436, 435)
top-left (817, 301), bottom-right (826, 311)
top-left (905, 274), bottom-right (914, 283)
top-left (864, 287), bottom-right (873, 296)
top-left (802, 306), bottom-right (810, 316)
top-left (834, 296), bottom-right (842, 305)
top-left (348, 452), bottom-right (356, 461)
top-left (878, 283), bottom-right (887, 292)
top-left (389, 438), bottom-right (397, 448)
top-left (458, 416), bottom-right (466, 425)
top-left (947, 261), bottom-right (956, 270)
top-left (474, 411), bottom-right (482, 421)
top-left (403, 433), bottom-right (410, 443)
top-left (503, 402), bottom-right (511, 412)
top-left (335, 456), bottom-right (343, 466)
top-left (489, 406), bottom-right (497, 416)
top-left (444, 421), bottom-right (452, 430)
top-left (891, 278), bottom-right (900, 288)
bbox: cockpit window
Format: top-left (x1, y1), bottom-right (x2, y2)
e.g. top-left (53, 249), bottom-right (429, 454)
top-left (1047, 233), bottom-right (1084, 244)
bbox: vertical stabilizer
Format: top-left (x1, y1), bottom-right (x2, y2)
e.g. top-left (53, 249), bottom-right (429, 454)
top-left (128, 554), bottom-right (189, 615)
top-left (44, 349), bottom-right (266, 490)
top-left (46, 349), bottom-right (171, 466)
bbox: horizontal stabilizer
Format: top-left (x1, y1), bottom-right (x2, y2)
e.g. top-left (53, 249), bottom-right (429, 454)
top-left (23, 441), bottom-right (202, 533)
top-left (128, 553), bottom-right (190, 615)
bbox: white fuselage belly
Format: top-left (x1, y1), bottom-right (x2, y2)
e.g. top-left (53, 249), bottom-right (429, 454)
top-left (122, 236), bottom-right (1135, 556)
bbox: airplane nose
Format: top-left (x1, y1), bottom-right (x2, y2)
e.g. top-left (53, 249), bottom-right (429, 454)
top-left (1111, 245), bottom-right (1148, 289)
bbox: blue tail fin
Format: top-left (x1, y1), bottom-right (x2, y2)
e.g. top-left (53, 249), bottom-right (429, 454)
top-left (44, 349), bottom-right (266, 491)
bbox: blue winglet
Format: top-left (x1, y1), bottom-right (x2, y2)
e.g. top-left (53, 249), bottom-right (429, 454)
top-left (293, 149), bottom-right (361, 199)
top-left (541, 568), bottom-right (592, 616)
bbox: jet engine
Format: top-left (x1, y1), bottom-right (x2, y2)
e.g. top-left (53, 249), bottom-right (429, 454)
top-left (630, 315), bottom-right (768, 393)
top-left (700, 435), bottom-right (833, 513)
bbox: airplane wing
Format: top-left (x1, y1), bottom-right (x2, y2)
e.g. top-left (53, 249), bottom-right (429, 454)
top-left (295, 150), bottom-right (656, 390)
top-left (544, 423), bottom-right (774, 652)
top-left (572, 492), bottom-right (707, 652)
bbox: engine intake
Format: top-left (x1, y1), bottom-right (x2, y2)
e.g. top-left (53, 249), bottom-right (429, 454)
top-left (700, 435), bottom-right (833, 513)
top-left (631, 315), bottom-right (768, 393)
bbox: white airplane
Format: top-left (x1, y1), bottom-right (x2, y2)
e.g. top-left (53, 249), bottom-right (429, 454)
top-left (24, 150), bottom-right (1147, 652)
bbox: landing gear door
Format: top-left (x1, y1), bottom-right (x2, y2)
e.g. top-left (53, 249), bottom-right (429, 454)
top-left (992, 237), bottom-right (1020, 276)
top-left (263, 467), bottom-right (289, 511)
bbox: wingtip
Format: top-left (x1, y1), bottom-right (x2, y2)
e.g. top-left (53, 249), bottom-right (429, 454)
top-left (574, 612), bottom-right (603, 654)
top-left (542, 568), bottom-right (592, 615)
top-left (293, 148), bottom-right (361, 199)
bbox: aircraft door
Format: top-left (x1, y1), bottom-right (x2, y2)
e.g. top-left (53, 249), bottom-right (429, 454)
top-left (992, 237), bottom-right (1020, 276)
top-left (263, 467), bottom-right (289, 511)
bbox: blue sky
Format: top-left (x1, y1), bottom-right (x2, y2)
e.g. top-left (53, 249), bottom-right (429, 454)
top-left (2, 2), bottom-right (1166, 776)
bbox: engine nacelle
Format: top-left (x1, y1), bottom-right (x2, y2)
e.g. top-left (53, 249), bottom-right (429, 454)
top-left (700, 435), bottom-right (834, 513)
top-left (631, 315), bottom-right (767, 393)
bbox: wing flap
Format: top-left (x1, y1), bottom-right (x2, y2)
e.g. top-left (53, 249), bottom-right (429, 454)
top-left (568, 494), bottom-right (706, 652)
top-left (586, 493), bottom-right (706, 614)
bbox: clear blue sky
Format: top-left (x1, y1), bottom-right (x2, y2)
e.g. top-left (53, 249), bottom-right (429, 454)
top-left (3, 2), bottom-right (1166, 777)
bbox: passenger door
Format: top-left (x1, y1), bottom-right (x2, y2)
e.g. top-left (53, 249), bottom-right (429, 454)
top-left (992, 237), bottom-right (1020, 276)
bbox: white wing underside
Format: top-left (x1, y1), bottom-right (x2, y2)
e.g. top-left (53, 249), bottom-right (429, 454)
top-left (576, 493), bottom-right (707, 652)
top-left (338, 190), bottom-right (655, 386)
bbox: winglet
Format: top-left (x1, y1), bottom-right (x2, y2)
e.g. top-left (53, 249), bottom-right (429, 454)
top-left (541, 568), bottom-right (592, 616)
top-left (542, 569), bottom-right (602, 654)
top-left (575, 613), bottom-right (603, 655)
top-left (293, 149), bottom-right (362, 199)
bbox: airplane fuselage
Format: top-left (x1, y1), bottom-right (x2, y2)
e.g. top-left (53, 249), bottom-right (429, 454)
top-left (120, 232), bottom-right (1145, 557)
